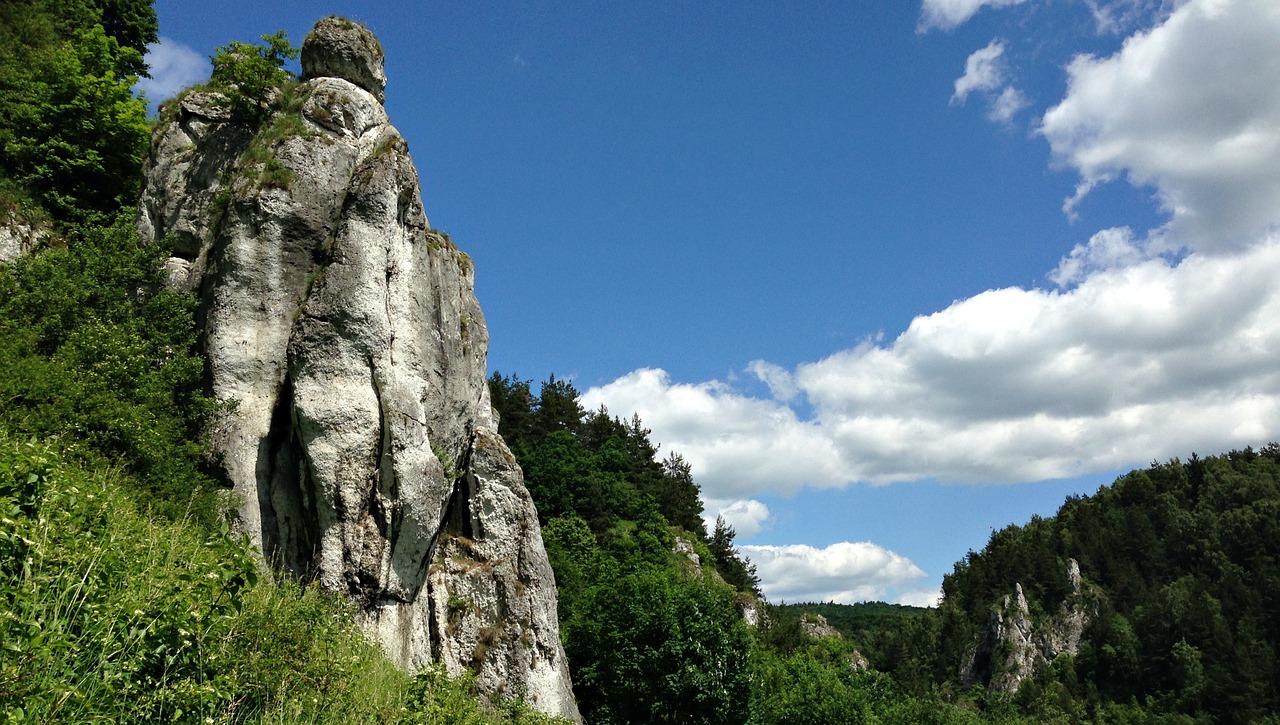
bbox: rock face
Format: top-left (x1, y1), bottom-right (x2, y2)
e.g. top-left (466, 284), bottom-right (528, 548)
top-left (137, 17), bottom-right (579, 721)
top-left (301, 16), bottom-right (387, 104)
top-left (799, 613), bottom-right (842, 640)
top-left (0, 217), bottom-right (50, 263)
top-left (960, 558), bottom-right (1096, 693)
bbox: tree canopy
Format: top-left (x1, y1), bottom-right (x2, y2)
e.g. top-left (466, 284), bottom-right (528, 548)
top-left (0, 0), bottom-right (154, 224)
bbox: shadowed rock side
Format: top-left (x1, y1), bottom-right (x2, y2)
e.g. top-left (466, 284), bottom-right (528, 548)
top-left (137, 17), bottom-right (579, 721)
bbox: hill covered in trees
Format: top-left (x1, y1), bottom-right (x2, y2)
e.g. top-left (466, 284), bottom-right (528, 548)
top-left (867, 446), bottom-right (1280, 723)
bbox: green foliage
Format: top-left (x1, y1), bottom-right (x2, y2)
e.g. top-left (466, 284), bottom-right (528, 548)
top-left (915, 447), bottom-right (1280, 722)
top-left (0, 212), bottom-right (219, 522)
top-left (0, 0), bottom-right (153, 223)
top-left (489, 372), bottom-right (714, 542)
top-left (555, 531), bottom-right (753, 724)
top-left (210, 30), bottom-right (299, 120)
top-left (709, 516), bottom-right (760, 593)
top-left (0, 433), bottom-right (567, 723)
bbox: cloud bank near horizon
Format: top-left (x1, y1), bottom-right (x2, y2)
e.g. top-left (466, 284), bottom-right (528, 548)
top-left (741, 542), bottom-right (936, 607)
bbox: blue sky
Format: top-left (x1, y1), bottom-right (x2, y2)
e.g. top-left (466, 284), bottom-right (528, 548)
top-left (140, 0), bottom-right (1280, 607)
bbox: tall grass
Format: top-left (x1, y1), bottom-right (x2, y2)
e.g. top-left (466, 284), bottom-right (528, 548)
top-left (0, 433), bottom-right (560, 723)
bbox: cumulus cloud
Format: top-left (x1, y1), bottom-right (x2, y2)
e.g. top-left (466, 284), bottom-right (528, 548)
top-left (1040, 0), bottom-right (1280, 252)
top-left (584, 1), bottom-right (1280, 503)
top-left (703, 498), bottom-right (772, 539)
top-left (952, 41), bottom-right (1030, 125)
top-left (582, 370), bottom-right (851, 498)
top-left (135, 37), bottom-right (209, 108)
top-left (988, 85), bottom-right (1030, 124)
top-left (952, 41), bottom-right (1008, 104)
top-left (746, 360), bottom-right (798, 402)
top-left (740, 542), bottom-right (928, 604)
top-left (920, 0), bottom-right (1028, 32)
top-left (585, 238), bottom-right (1280, 497)
top-left (1049, 226), bottom-right (1152, 287)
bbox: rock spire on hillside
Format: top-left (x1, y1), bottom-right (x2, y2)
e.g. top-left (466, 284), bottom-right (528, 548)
top-left (959, 558), bottom-right (1097, 693)
top-left (137, 17), bottom-right (579, 721)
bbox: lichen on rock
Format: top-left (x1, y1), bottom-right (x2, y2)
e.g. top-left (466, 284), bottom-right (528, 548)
top-left (137, 16), bottom-right (579, 722)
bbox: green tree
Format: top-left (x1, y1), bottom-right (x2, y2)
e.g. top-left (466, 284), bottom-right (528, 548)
top-left (565, 565), bottom-right (751, 724)
top-left (709, 516), bottom-right (761, 594)
top-left (0, 0), bottom-right (153, 222)
top-left (209, 30), bottom-right (298, 120)
top-left (0, 212), bottom-right (217, 520)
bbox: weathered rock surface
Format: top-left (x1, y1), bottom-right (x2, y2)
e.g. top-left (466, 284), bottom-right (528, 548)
top-left (796, 613), bottom-right (871, 671)
top-left (960, 558), bottom-right (1097, 693)
top-left (799, 613), bottom-right (842, 639)
top-left (301, 16), bottom-right (387, 103)
top-left (137, 18), bottom-right (578, 721)
top-left (0, 217), bottom-right (51, 263)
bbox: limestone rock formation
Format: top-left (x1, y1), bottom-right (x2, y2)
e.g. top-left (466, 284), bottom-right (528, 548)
top-left (795, 613), bottom-right (871, 672)
top-left (137, 17), bottom-right (579, 721)
top-left (0, 217), bottom-right (51, 263)
top-left (301, 16), bottom-right (387, 104)
top-left (959, 558), bottom-right (1097, 693)
top-left (799, 613), bottom-right (842, 639)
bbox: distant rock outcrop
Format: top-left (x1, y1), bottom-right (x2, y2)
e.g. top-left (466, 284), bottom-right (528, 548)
top-left (959, 558), bottom-right (1096, 693)
top-left (137, 17), bottom-right (579, 721)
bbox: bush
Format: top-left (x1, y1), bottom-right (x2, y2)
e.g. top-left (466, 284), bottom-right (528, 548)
top-left (210, 31), bottom-right (298, 121)
top-left (0, 212), bottom-right (218, 522)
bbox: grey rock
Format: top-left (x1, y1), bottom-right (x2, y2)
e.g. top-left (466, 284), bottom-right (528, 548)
top-left (0, 218), bottom-right (50, 263)
top-left (799, 613), bottom-right (842, 639)
top-left (301, 16), bottom-right (387, 104)
top-left (736, 594), bottom-right (765, 628)
top-left (137, 17), bottom-right (578, 722)
top-left (959, 558), bottom-right (1096, 693)
top-left (673, 536), bottom-right (701, 567)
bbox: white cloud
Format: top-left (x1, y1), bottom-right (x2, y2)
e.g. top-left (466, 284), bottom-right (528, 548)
top-left (1084, 0), bottom-right (1175, 34)
top-left (895, 587), bottom-right (943, 608)
top-left (135, 37), bottom-right (209, 107)
top-left (988, 85), bottom-right (1030, 124)
top-left (1050, 226), bottom-right (1152, 286)
top-left (746, 360), bottom-right (798, 402)
top-left (585, 1), bottom-right (1280, 501)
top-left (582, 370), bottom-right (851, 498)
top-left (952, 41), bottom-right (1029, 125)
top-left (920, 0), bottom-right (1028, 32)
top-left (703, 498), bottom-right (772, 539)
top-left (952, 40), bottom-right (1008, 104)
top-left (740, 542), bottom-right (928, 604)
top-left (1040, 0), bottom-right (1280, 253)
top-left (585, 237), bottom-right (1280, 496)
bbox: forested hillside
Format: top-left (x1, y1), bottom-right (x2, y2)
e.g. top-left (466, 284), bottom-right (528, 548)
top-left (489, 375), bottom-right (992, 724)
top-left (869, 447), bottom-right (1280, 723)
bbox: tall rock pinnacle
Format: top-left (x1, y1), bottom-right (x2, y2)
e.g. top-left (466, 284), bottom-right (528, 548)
top-left (137, 17), bottom-right (580, 721)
